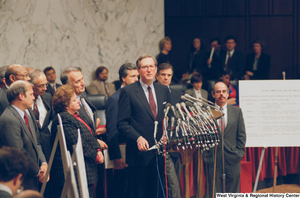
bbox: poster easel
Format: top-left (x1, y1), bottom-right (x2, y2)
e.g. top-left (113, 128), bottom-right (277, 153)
top-left (40, 114), bottom-right (89, 198)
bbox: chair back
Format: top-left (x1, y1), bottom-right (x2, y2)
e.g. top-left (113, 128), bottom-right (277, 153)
top-left (86, 94), bottom-right (106, 125)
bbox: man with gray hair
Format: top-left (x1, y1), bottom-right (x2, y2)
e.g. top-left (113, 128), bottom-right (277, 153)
top-left (0, 64), bottom-right (31, 116)
top-left (106, 63), bottom-right (139, 198)
top-left (29, 69), bottom-right (53, 162)
top-left (0, 80), bottom-right (48, 191)
top-left (60, 67), bottom-right (107, 136)
top-left (118, 54), bottom-right (171, 198)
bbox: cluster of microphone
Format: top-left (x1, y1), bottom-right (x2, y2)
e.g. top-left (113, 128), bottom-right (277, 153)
top-left (151, 94), bottom-right (221, 155)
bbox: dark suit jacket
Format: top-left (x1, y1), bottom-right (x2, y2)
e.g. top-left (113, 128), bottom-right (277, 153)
top-left (245, 52), bottom-right (271, 80)
top-left (117, 81), bottom-right (171, 166)
top-left (220, 50), bottom-right (245, 80)
top-left (31, 93), bottom-right (54, 161)
top-left (170, 88), bottom-right (182, 106)
top-left (0, 86), bottom-right (9, 116)
top-left (0, 106), bottom-right (46, 190)
top-left (46, 83), bottom-right (61, 96)
top-left (78, 92), bottom-right (99, 131)
top-left (106, 88), bottom-right (125, 160)
top-left (185, 88), bottom-right (208, 100)
top-left (51, 111), bottom-right (101, 186)
top-left (222, 105), bottom-right (246, 165)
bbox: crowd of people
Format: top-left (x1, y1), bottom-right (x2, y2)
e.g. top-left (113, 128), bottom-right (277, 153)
top-left (0, 34), bottom-right (262, 198)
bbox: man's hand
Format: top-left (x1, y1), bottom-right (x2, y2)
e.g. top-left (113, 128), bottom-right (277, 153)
top-left (114, 158), bottom-right (128, 170)
top-left (96, 151), bottom-right (104, 164)
top-left (137, 136), bottom-right (149, 151)
top-left (38, 164), bottom-right (49, 183)
top-left (96, 118), bottom-right (101, 128)
top-left (207, 58), bottom-right (213, 65)
top-left (246, 71), bottom-right (254, 76)
top-left (96, 127), bottom-right (106, 135)
top-left (97, 139), bottom-right (108, 150)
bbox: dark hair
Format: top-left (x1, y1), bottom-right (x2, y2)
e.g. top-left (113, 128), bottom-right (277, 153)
top-left (136, 53), bottom-right (157, 68)
top-left (190, 74), bottom-right (203, 84)
top-left (157, 63), bottom-right (173, 75)
top-left (252, 38), bottom-right (266, 51)
top-left (222, 69), bottom-right (233, 77)
top-left (0, 146), bottom-right (29, 182)
top-left (95, 66), bottom-right (108, 79)
top-left (190, 37), bottom-right (203, 52)
top-left (159, 37), bottom-right (171, 51)
top-left (118, 63), bottom-right (137, 82)
top-left (43, 66), bottom-right (55, 75)
top-left (210, 38), bottom-right (221, 45)
top-left (52, 84), bottom-right (75, 113)
top-left (224, 35), bottom-right (236, 43)
top-left (60, 66), bottom-right (81, 85)
top-left (7, 81), bottom-right (33, 103)
top-left (0, 65), bottom-right (8, 82)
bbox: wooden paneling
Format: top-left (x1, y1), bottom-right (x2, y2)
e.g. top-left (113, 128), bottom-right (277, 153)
top-left (205, 0), bottom-right (224, 16)
top-left (185, 0), bottom-right (203, 16)
top-left (165, 0), bottom-right (183, 16)
top-left (165, 17), bottom-right (205, 80)
top-left (250, 17), bottom-right (293, 79)
top-left (273, 0), bottom-right (293, 15)
top-left (165, 0), bottom-right (299, 79)
top-left (226, 0), bottom-right (246, 16)
top-left (205, 17), bottom-right (246, 53)
top-left (249, 0), bottom-right (269, 15)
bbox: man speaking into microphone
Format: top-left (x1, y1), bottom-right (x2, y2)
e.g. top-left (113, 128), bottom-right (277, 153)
top-left (212, 82), bottom-right (246, 193)
top-left (118, 54), bottom-right (171, 198)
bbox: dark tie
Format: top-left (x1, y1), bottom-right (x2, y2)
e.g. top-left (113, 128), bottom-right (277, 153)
top-left (24, 113), bottom-right (33, 137)
top-left (148, 86), bottom-right (157, 120)
top-left (104, 82), bottom-right (110, 97)
top-left (218, 107), bottom-right (225, 133)
top-left (225, 52), bottom-right (231, 70)
top-left (33, 100), bottom-right (41, 127)
top-left (80, 96), bottom-right (93, 122)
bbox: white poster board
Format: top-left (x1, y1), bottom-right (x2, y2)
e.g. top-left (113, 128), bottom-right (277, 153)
top-left (239, 80), bottom-right (300, 147)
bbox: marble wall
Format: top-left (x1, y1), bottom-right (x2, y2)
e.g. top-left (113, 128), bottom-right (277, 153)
top-left (0, 0), bottom-right (164, 84)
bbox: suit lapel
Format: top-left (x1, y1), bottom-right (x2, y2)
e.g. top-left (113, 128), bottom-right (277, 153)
top-left (135, 82), bottom-right (155, 120)
top-left (9, 106), bottom-right (36, 144)
top-left (224, 105), bottom-right (233, 134)
top-left (154, 83), bottom-right (165, 121)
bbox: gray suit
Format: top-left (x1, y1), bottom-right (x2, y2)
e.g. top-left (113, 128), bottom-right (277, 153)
top-left (87, 79), bottom-right (116, 96)
top-left (0, 105), bottom-right (46, 190)
top-left (0, 86), bottom-right (9, 116)
top-left (215, 104), bottom-right (246, 193)
top-left (185, 88), bottom-right (208, 99)
top-left (0, 190), bottom-right (11, 198)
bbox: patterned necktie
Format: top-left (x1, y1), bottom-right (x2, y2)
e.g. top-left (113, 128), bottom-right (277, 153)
top-left (24, 113), bottom-right (33, 137)
top-left (218, 107), bottom-right (225, 133)
top-left (148, 86), bottom-right (157, 120)
top-left (225, 52), bottom-right (231, 70)
top-left (33, 100), bottom-right (40, 127)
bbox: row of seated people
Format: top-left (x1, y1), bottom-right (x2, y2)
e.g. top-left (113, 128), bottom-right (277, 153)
top-left (0, 58), bottom-right (244, 198)
top-left (156, 35), bottom-right (271, 82)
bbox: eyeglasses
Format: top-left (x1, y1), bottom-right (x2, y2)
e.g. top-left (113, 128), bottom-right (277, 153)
top-left (140, 65), bottom-right (156, 70)
top-left (14, 73), bottom-right (30, 79)
top-left (37, 82), bottom-right (49, 88)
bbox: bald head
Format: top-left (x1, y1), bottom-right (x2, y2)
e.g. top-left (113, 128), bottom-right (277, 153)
top-left (5, 64), bottom-right (31, 86)
top-left (211, 82), bottom-right (229, 107)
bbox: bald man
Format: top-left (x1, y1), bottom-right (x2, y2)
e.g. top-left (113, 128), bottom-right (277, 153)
top-left (0, 64), bottom-right (31, 116)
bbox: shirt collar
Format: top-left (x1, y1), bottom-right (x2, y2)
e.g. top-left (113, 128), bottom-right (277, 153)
top-left (139, 79), bottom-right (154, 91)
top-left (215, 103), bottom-right (227, 111)
top-left (0, 184), bottom-right (12, 195)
